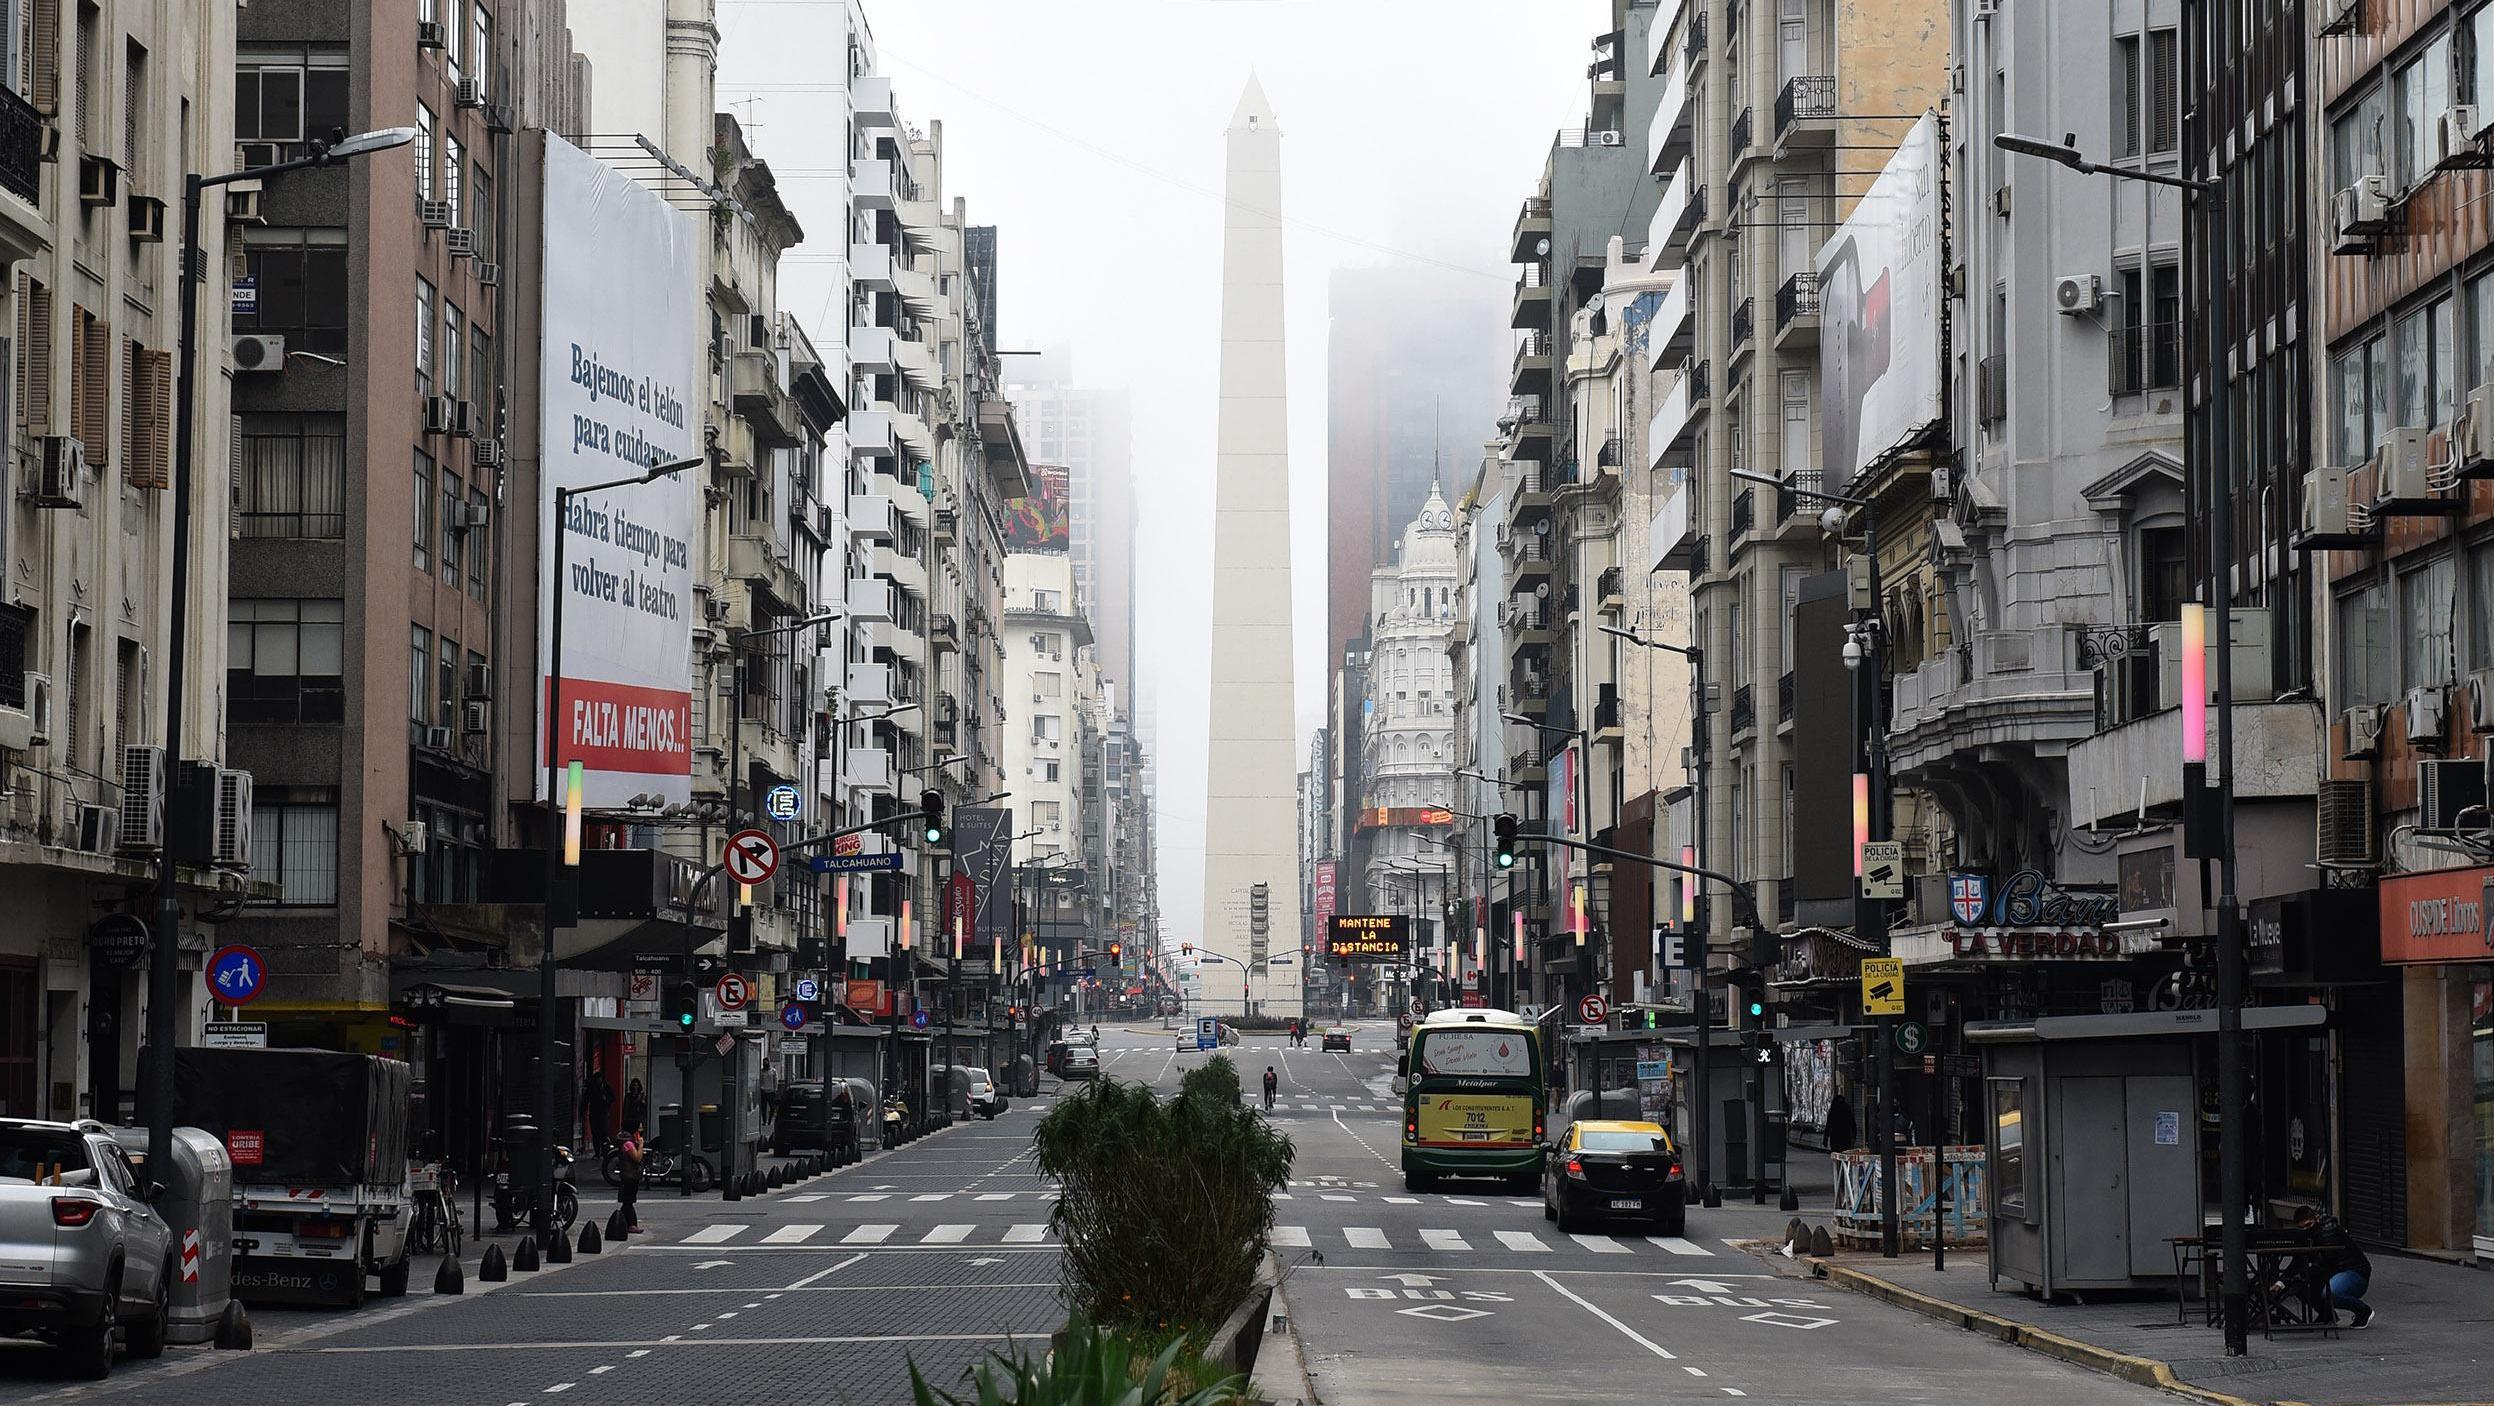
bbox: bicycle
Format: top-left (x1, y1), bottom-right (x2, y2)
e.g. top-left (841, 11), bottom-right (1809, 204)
top-left (407, 1161), bottom-right (462, 1258)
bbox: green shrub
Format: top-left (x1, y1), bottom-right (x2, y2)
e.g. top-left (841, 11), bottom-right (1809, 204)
top-left (908, 1316), bottom-right (1247, 1406)
top-left (1033, 1055), bottom-right (1292, 1331)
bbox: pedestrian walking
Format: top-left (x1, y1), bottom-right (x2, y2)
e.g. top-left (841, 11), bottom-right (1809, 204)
top-left (616, 1124), bottom-right (646, 1234)
top-left (581, 1058), bottom-right (614, 1148)
top-left (621, 1078), bottom-right (648, 1137)
top-left (1262, 1065), bottom-right (1278, 1110)
top-left (757, 1059), bottom-right (781, 1131)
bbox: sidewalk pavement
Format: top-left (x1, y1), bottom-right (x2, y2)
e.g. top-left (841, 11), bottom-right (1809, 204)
top-left (1801, 1243), bottom-right (2493, 1406)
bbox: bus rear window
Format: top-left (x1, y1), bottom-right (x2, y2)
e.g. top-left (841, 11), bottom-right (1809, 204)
top-left (1415, 1029), bottom-right (1532, 1077)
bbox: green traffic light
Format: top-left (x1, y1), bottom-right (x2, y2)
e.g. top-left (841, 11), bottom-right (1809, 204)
top-left (1495, 852), bottom-right (1515, 869)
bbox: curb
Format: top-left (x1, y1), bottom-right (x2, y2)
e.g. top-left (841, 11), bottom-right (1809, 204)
top-left (1249, 1264), bottom-right (1319, 1406)
top-left (1812, 1260), bottom-right (2271, 1406)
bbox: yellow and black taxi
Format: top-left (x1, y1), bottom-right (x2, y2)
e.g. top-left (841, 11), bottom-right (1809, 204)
top-left (1541, 1119), bottom-right (1686, 1235)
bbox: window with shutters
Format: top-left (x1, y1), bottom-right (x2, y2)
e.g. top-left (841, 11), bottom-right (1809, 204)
top-left (72, 0), bottom-right (90, 149)
top-left (2114, 29), bottom-right (2179, 158)
top-left (13, 274), bottom-right (45, 432)
top-left (27, 0), bottom-right (56, 115)
top-left (62, 620), bottom-right (82, 765)
top-left (69, 305), bottom-right (107, 463)
top-left (0, 606), bottom-right (25, 709)
top-left (113, 637), bottom-right (136, 750)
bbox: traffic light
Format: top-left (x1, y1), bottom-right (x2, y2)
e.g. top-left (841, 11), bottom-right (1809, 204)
top-left (1181, 942), bottom-right (1194, 957)
top-left (1108, 941), bottom-right (1124, 967)
top-left (920, 789), bottom-right (947, 846)
top-left (663, 979), bottom-right (697, 1029)
top-left (1493, 814), bottom-right (1519, 869)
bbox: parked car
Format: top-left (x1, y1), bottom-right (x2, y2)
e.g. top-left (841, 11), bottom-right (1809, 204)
top-left (1321, 1028), bottom-right (1352, 1052)
top-left (1060, 1046), bottom-right (1101, 1080)
top-left (1541, 1119), bottom-right (1686, 1235)
top-left (771, 1080), bottom-right (862, 1161)
top-left (0, 1118), bottom-right (175, 1379)
top-left (957, 1067), bottom-right (1006, 1118)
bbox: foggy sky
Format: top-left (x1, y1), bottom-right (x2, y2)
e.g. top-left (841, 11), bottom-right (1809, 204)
top-left (718, 0), bottom-right (1605, 944)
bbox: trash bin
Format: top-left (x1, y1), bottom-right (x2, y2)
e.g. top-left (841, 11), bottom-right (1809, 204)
top-left (698, 1103), bottom-right (722, 1153)
top-left (113, 1126), bottom-right (234, 1345)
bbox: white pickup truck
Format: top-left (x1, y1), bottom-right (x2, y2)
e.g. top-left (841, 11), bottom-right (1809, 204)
top-left (0, 1117), bottom-right (174, 1378)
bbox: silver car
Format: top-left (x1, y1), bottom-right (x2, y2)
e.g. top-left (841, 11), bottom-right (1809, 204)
top-left (0, 1118), bottom-right (175, 1378)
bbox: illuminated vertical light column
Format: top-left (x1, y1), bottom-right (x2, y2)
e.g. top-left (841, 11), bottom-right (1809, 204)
top-left (2180, 602), bottom-right (2209, 764)
top-left (1680, 844), bottom-right (1697, 925)
top-left (1513, 909), bottom-right (1526, 963)
top-left (562, 761), bottom-right (585, 865)
top-left (1852, 774), bottom-right (1871, 876)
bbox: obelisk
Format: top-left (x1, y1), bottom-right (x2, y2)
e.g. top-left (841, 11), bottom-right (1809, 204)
top-left (1199, 76), bottom-right (1303, 1019)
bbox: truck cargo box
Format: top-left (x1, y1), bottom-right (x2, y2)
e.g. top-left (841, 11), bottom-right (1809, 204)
top-left (172, 1049), bottom-right (411, 1187)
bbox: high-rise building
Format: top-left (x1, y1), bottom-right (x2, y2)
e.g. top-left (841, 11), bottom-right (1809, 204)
top-left (1009, 353), bottom-right (1135, 699)
top-left (1358, 487), bottom-right (1463, 997)
top-left (1200, 76), bottom-right (1303, 1018)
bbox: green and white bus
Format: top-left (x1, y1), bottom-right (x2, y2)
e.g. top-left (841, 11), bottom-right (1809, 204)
top-left (1395, 1007), bottom-right (1546, 1193)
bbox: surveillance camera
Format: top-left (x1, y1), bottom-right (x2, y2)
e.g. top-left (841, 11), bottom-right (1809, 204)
top-left (1841, 637), bottom-right (1864, 670)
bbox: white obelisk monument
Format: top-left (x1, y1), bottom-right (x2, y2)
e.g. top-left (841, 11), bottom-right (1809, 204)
top-left (1199, 76), bottom-right (1303, 1019)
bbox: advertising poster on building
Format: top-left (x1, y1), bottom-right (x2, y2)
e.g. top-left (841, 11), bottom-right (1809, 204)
top-left (1007, 465), bottom-right (1070, 550)
top-left (1311, 861), bottom-right (1338, 954)
top-left (952, 805), bottom-right (1016, 961)
top-left (536, 133), bottom-right (701, 806)
top-left (1819, 111), bottom-right (1943, 487)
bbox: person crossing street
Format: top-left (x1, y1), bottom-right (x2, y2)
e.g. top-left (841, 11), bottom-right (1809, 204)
top-left (1263, 1065), bottom-right (1278, 1110)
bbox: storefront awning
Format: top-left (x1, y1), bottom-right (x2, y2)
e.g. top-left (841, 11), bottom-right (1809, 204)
top-left (1966, 1005), bottom-right (2327, 1044)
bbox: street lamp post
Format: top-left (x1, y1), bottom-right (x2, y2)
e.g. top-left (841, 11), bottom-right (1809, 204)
top-left (536, 455), bottom-right (704, 1232)
top-left (145, 126), bottom-right (420, 1181)
top-left (1504, 713), bottom-right (1592, 1010)
top-left (1996, 129), bottom-right (2250, 1355)
top-left (1460, 767), bottom-right (1535, 1010)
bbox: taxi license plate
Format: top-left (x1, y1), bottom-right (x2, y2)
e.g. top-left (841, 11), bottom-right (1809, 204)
top-left (1609, 1198), bottom-right (1642, 1210)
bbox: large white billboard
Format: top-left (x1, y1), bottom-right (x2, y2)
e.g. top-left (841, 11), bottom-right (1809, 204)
top-left (537, 133), bottom-right (701, 807)
top-left (1819, 110), bottom-right (1944, 487)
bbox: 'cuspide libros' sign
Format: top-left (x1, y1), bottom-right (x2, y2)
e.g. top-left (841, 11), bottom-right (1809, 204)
top-left (1947, 870), bottom-right (2121, 932)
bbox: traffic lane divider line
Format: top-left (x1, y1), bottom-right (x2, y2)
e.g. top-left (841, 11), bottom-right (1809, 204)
top-left (304, 1331), bottom-right (1056, 1354)
top-left (509, 1282), bottom-right (1058, 1297)
top-left (1532, 1268), bottom-right (1680, 1362)
top-left (1809, 1257), bottom-right (2278, 1406)
top-left (783, 1252), bottom-right (866, 1289)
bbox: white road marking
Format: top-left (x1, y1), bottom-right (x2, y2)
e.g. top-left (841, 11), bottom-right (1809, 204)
top-left (974, 1192), bottom-right (1015, 1201)
top-left (683, 1225), bottom-right (742, 1244)
top-left (1494, 1230), bottom-right (1551, 1252)
top-left (1345, 1227), bottom-right (1391, 1249)
top-left (1384, 1196), bottom-right (1418, 1205)
top-left (782, 1194), bottom-right (826, 1203)
top-left (1003, 1224), bottom-right (1047, 1243)
top-left (628, 1349), bottom-right (652, 1358)
top-left (1506, 1200), bottom-right (1540, 1208)
top-left (1649, 1237), bottom-right (1713, 1256)
top-left (846, 1193), bottom-right (891, 1202)
top-left (1446, 1198), bottom-right (1485, 1206)
top-left (921, 1224), bottom-right (974, 1244)
top-left (1534, 1269), bottom-right (1678, 1361)
top-left (1570, 1234), bottom-right (1632, 1254)
top-left (590, 1366), bottom-right (616, 1375)
top-left (842, 1224), bottom-right (898, 1245)
top-left (545, 1387), bottom-right (575, 1395)
top-left (909, 1193), bottom-right (952, 1202)
top-left (1321, 1194), bottom-right (1354, 1202)
top-left (761, 1225), bottom-right (822, 1245)
top-left (717, 1312), bottom-right (738, 1320)
top-left (1273, 1193), bottom-right (1294, 1200)
top-left (1420, 1229), bottom-right (1470, 1252)
top-left (1269, 1226), bottom-right (1312, 1247)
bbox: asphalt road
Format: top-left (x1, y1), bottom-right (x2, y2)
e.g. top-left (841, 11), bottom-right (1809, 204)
top-left (0, 1024), bottom-right (2177, 1405)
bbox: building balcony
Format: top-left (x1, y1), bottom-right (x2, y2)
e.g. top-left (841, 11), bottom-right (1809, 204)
top-left (1597, 435), bottom-right (1623, 476)
top-left (850, 325), bottom-right (896, 374)
top-left (1730, 487), bottom-right (1754, 539)
top-left (1647, 271), bottom-right (1694, 369)
top-left (851, 164), bottom-right (895, 211)
top-left (893, 263), bottom-right (939, 312)
top-left (0, 86), bottom-right (44, 252)
top-left (1512, 263), bottom-right (1552, 330)
top-left (1506, 671), bottom-right (1553, 716)
top-left (847, 576), bottom-right (893, 623)
top-left (730, 350), bottom-right (801, 448)
top-left (893, 333), bottom-right (941, 393)
top-left (1730, 684), bottom-right (1755, 733)
top-left (852, 75), bottom-right (896, 128)
top-left (1778, 671), bottom-right (1796, 725)
top-left (728, 532), bottom-right (807, 612)
top-left (1728, 106), bottom-right (1755, 173)
top-left (1593, 683), bottom-right (1622, 739)
top-left (850, 242), bottom-right (896, 291)
top-left (1774, 470), bottom-right (1823, 528)
top-left (845, 747), bottom-right (895, 793)
top-left (1689, 534), bottom-right (1710, 576)
top-left (1508, 396), bottom-right (1555, 462)
top-left (1598, 564), bottom-right (1624, 612)
top-left (877, 399), bottom-right (936, 459)
top-left (1647, 156), bottom-right (1701, 269)
top-left (1730, 296), bottom-right (1755, 355)
top-left (1510, 329), bottom-right (1554, 397)
top-left (1683, 8), bottom-right (1708, 68)
top-left (1512, 196), bottom-right (1554, 264)
top-left (846, 662), bottom-right (893, 708)
top-left (1649, 489), bottom-right (1694, 573)
top-left (2108, 321), bottom-right (2184, 396)
top-left (849, 491), bottom-right (897, 542)
top-left (1647, 40), bottom-right (1693, 174)
top-left (1506, 464), bottom-right (1554, 525)
top-left (1774, 272), bottom-right (1821, 350)
top-left (2068, 675), bottom-right (2315, 832)
top-left (895, 197), bottom-right (942, 235)
top-left (1506, 535), bottom-right (1553, 583)
top-left (1501, 600), bottom-right (1555, 650)
top-left (1775, 75), bottom-right (1838, 149)
top-left (874, 541), bottom-right (928, 597)
top-left (848, 408), bottom-right (896, 460)
top-left (1646, 358), bottom-right (1708, 471)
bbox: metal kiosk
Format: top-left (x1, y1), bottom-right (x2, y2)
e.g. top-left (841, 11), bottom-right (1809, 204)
top-left (112, 1125), bottom-right (235, 1345)
top-left (1973, 1006), bottom-right (2326, 1298)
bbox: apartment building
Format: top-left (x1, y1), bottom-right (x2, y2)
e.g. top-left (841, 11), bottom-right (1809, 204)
top-left (1358, 487), bottom-right (1461, 978)
top-left (1002, 541), bottom-right (1095, 997)
top-left (0, 0), bottom-right (238, 1122)
top-left (1646, 0), bottom-right (1946, 967)
top-left (1008, 352), bottom-right (1134, 701)
top-left (2312, 0), bottom-right (2494, 1257)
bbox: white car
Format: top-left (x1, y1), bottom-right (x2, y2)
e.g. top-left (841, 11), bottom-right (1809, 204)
top-left (0, 1119), bottom-right (175, 1379)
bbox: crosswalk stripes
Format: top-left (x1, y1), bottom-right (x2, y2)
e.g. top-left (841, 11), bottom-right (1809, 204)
top-left (1570, 1233), bottom-right (1632, 1254)
top-left (1269, 1226), bottom-right (1312, 1247)
top-left (782, 1194), bottom-right (827, 1203)
top-left (841, 1224), bottom-right (897, 1245)
top-left (762, 1224), bottom-right (823, 1244)
top-left (1494, 1230), bottom-right (1551, 1252)
top-left (672, 1220), bottom-right (1717, 1256)
top-left (1002, 1223), bottom-right (1047, 1243)
top-left (1648, 1236), bottom-right (1711, 1256)
top-left (847, 1193), bottom-right (892, 1202)
top-left (682, 1225), bottom-right (742, 1244)
top-left (1420, 1229), bottom-right (1469, 1252)
top-left (922, 1224), bottom-right (974, 1244)
top-left (1344, 1227), bottom-right (1390, 1250)
top-left (1266, 1225), bottom-right (1714, 1257)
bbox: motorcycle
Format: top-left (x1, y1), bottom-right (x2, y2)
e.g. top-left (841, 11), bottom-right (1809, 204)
top-left (489, 1142), bottom-right (579, 1234)
top-left (880, 1094), bottom-right (908, 1149)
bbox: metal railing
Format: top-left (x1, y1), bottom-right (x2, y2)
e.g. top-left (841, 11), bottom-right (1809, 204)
top-left (0, 87), bottom-right (41, 206)
top-left (1777, 470), bottom-right (1823, 522)
top-left (1594, 684), bottom-right (1621, 733)
top-left (2084, 625), bottom-right (2162, 732)
top-left (1731, 296), bottom-right (1755, 349)
top-left (1731, 487), bottom-right (1755, 537)
top-left (1598, 434), bottom-right (1622, 468)
top-left (1685, 10), bottom-right (1708, 62)
top-left (1597, 565), bottom-right (1623, 601)
top-left (2108, 320), bottom-right (2184, 395)
top-left (1729, 107), bottom-right (1753, 163)
top-left (1689, 535), bottom-right (1710, 575)
top-left (1979, 354), bottom-right (2009, 425)
top-left (1730, 684), bottom-right (1755, 732)
top-left (1775, 75), bottom-right (1837, 135)
top-left (1776, 271), bottom-right (1820, 329)
top-left (1778, 671), bottom-right (1796, 723)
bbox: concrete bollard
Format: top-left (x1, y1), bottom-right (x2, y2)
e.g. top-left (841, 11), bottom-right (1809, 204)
top-left (1809, 1225), bottom-right (1834, 1257)
top-left (606, 1208), bottom-right (630, 1242)
top-left (1779, 1182), bottom-right (1802, 1212)
top-left (214, 1301), bottom-right (253, 1350)
top-left (512, 1236), bottom-right (540, 1273)
top-left (479, 1243), bottom-right (509, 1282)
top-left (767, 1164), bottom-right (786, 1188)
top-left (547, 1228), bottom-right (573, 1263)
top-left (433, 1253), bottom-right (466, 1295)
top-left (578, 1221), bottom-right (602, 1255)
